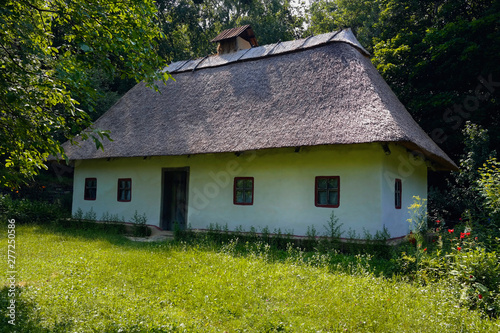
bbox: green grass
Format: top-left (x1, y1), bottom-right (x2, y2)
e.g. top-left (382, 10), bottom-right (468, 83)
top-left (1, 225), bottom-right (499, 332)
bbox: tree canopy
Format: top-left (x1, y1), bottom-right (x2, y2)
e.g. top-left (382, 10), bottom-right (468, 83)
top-left (0, 0), bottom-right (170, 188)
top-left (2, 0), bottom-right (499, 203)
top-left (308, 0), bottom-right (500, 161)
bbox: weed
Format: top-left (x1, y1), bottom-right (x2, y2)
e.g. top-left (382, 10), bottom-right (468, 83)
top-left (3, 224), bottom-right (500, 331)
top-left (73, 207), bottom-right (84, 220)
top-left (131, 210), bottom-right (150, 237)
top-left (83, 207), bottom-right (97, 221)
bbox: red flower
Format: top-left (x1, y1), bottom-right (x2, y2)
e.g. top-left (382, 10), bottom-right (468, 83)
top-left (466, 232), bottom-right (471, 237)
top-left (478, 294), bottom-right (483, 300)
top-left (436, 220), bottom-right (441, 224)
top-left (457, 247), bottom-right (461, 251)
top-left (475, 237), bottom-right (478, 240)
top-left (423, 248), bottom-right (427, 252)
top-left (460, 233), bottom-right (465, 239)
top-left (448, 229), bottom-right (454, 233)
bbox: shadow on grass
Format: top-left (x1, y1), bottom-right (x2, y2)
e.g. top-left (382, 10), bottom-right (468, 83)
top-left (29, 220), bottom-right (171, 251)
top-left (0, 286), bottom-right (57, 333)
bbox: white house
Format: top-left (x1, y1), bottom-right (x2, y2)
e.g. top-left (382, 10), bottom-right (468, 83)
top-left (62, 27), bottom-right (457, 239)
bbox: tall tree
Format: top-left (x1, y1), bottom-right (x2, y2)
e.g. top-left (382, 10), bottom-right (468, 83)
top-left (307, 0), bottom-right (500, 161)
top-left (0, 0), bottom-right (170, 188)
top-left (307, 0), bottom-right (381, 52)
top-left (155, 0), bottom-right (304, 63)
top-left (372, 0), bottom-right (500, 159)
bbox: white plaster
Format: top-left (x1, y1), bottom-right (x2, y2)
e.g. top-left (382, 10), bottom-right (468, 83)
top-left (72, 143), bottom-right (427, 238)
top-left (380, 143), bottom-right (428, 238)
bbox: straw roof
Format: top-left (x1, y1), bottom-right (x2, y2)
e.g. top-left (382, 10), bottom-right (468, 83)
top-left (62, 29), bottom-right (457, 170)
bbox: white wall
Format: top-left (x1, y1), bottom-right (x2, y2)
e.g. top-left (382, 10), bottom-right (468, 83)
top-left (380, 143), bottom-right (428, 238)
top-left (72, 143), bottom-right (427, 238)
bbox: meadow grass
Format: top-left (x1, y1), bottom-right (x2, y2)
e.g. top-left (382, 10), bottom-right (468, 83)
top-left (1, 225), bottom-right (499, 332)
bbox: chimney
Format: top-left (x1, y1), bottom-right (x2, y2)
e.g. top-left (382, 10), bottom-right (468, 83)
top-left (211, 25), bottom-right (258, 55)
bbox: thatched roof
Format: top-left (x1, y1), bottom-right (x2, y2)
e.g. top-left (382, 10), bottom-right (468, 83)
top-left (62, 29), bottom-right (457, 170)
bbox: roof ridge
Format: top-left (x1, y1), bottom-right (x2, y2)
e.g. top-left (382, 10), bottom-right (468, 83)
top-left (62, 34), bottom-right (456, 171)
top-left (165, 28), bottom-right (370, 74)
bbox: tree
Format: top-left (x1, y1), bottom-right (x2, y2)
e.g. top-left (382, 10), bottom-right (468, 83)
top-left (155, 0), bottom-right (304, 64)
top-left (306, 0), bottom-right (381, 52)
top-left (307, 0), bottom-right (500, 161)
top-left (371, 0), bottom-right (500, 160)
top-left (0, 0), bottom-right (171, 188)
top-left (443, 122), bottom-right (496, 220)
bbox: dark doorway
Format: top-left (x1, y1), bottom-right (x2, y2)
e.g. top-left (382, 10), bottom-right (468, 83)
top-left (161, 168), bottom-right (189, 230)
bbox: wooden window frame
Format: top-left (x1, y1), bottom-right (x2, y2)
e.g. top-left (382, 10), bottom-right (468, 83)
top-left (117, 178), bottom-right (132, 202)
top-left (395, 178), bottom-right (402, 209)
top-left (84, 178), bottom-right (97, 201)
top-left (315, 176), bottom-right (340, 208)
top-left (233, 177), bottom-right (254, 205)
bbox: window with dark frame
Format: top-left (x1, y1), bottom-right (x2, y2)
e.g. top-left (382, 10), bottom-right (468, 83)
top-left (84, 178), bottom-right (97, 200)
top-left (234, 177), bottom-right (254, 205)
top-left (315, 176), bottom-right (340, 208)
top-left (117, 178), bottom-right (132, 202)
top-left (395, 179), bottom-right (402, 209)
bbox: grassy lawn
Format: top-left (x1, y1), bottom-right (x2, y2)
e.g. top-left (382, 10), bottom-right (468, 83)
top-left (1, 225), bottom-right (499, 332)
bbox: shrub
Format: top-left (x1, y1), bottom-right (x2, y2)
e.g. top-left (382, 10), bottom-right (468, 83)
top-left (478, 157), bottom-right (500, 218)
top-left (434, 123), bottom-right (496, 222)
top-left (0, 194), bottom-right (65, 224)
top-left (401, 222), bottom-right (500, 317)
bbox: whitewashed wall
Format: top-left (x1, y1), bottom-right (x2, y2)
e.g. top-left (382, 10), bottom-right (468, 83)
top-left (381, 144), bottom-right (428, 237)
top-left (72, 143), bottom-right (427, 238)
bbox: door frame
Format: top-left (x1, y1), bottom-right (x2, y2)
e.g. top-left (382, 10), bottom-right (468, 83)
top-left (160, 167), bottom-right (190, 230)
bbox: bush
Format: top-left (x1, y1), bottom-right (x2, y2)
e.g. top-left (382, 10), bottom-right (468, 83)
top-left (400, 222), bottom-right (500, 317)
top-left (0, 194), bottom-right (66, 224)
top-left (478, 157), bottom-right (500, 219)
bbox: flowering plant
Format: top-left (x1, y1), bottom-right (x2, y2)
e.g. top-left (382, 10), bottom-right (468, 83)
top-left (401, 203), bottom-right (500, 317)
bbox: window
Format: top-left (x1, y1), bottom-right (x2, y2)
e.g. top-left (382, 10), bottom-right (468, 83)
top-left (234, 177), bottom-right (253, 205)
top-left (315, 176), bottom-right (340, 208)
top-left (84, 178), bottom-right (97, 200)
top-left (395, 179), bottom-right (402, 209)
top-left (118, 178), bottom-right (132, 202)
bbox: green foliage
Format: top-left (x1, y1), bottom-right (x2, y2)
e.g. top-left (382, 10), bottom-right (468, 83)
top-left (0, 194), bottom-right (65, 225)
top-left (306, 0), bottom-right (500, 171)
top-left (131, 210), bottom-right (150, 237)
top-left (306, 0), bottom-right (381, 52)
top-left (100, 211), bottom-right (125, 223)
top-left (0, 0), bottom-right (171, 188)
top-left (2, 225), bottom-right (499, 332)
top-left (432, 123), bottom-right (497, 221)
top-left (323, 211), bottom-right (343, 239)
top-left (72, 207), bottom-right (84, 220)
top-left (406, 196), bottom-right (428, 255)
top-left (155, 0), bottom-right (304, 63)
top-left (83, 207), bottom-right (97, 222)
top-left (478, 157), bottom-right (500, 216)
top-left (400, 221), bottom-right (500, 318)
